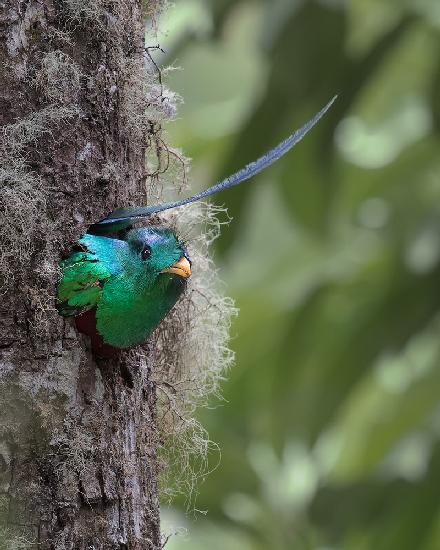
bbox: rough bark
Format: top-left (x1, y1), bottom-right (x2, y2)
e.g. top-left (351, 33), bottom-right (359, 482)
top-left (0, 0), bottom-right (162, 547)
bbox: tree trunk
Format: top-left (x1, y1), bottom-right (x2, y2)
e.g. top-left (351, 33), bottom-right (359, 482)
top-left (0, 0), bottom-right (163, 547)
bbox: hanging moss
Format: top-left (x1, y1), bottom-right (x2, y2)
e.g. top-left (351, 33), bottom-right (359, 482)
top-left (0, 0), bottom-right (234, 527)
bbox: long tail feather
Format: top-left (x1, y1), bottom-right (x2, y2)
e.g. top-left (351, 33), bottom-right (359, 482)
top-left (97, 95), bottom-right (337, 226)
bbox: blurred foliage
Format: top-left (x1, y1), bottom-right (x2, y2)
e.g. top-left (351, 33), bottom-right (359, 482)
top-left (154, 0), bottom-right (440, 548)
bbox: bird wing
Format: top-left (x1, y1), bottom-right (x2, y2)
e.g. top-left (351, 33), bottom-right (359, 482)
top-left (56, 234), bottom-right (124, 317)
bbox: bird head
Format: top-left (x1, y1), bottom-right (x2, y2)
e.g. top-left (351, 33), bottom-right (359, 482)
top-left (126, 226), bottom-right (191, 281)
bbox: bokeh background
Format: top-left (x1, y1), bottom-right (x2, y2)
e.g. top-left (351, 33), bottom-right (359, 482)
top-left (155, 1), bottom-right (440, 548)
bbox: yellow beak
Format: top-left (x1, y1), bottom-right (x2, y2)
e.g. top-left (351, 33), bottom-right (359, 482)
top-left (161, 256), bottom-right (192, 279)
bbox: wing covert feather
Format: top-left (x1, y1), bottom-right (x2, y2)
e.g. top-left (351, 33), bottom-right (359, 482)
top-left (57, 234), bottom-right (124, 317)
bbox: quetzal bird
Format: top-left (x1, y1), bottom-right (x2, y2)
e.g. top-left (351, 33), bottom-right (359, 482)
top-left (57, 97), bottom-right (336, 357)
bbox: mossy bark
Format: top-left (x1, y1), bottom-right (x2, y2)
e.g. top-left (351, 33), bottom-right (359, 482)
top-left (0, 1), bottom-right (161, 548)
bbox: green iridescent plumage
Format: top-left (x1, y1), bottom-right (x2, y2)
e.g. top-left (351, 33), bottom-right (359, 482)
top-left (57, 228), bottom-right (189, 348)
top-left (57, 98), bottom-right (336, 353)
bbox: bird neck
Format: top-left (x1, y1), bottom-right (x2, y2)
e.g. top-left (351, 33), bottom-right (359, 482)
top-left (96, 273), bottom-right (186, 348)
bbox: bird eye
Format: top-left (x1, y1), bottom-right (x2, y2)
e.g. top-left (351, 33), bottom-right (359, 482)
top-left (141, 245), bottom-right (152, 261)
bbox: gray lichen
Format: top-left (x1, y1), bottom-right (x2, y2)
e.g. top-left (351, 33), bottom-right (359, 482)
top-left (150, 202), bottom-right (237, 505)
top-left (34, 51), bottom-right (82, 104)
top-left (0, 105), bottom-right (79, 290)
